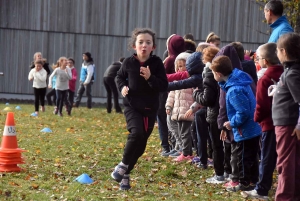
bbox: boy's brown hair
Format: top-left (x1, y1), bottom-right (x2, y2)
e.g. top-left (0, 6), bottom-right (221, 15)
top-left (211, 56), bottom-right (233, 76)
top-left (257, 43), bottom-right (279, 65)
top-left (202, 46), bottom-right (220, 63)
top-left (34, 60), bottom-right (44, 66)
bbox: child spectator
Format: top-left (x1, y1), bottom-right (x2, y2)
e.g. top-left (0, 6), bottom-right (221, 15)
top-left (205, 32), bottom-right (221, 48)
top-left (163, 52), bottom-right (191, 158)
top-left (183, 33), bottom-right (196, 53)
top-left (103, 57), bottom-right (124, 114)
top-left (111, 28), bottom-right (168, 190)
top-left (193, 46), bottom-right (220, 170)
top-left (65, 58), bottom-right (77, 115)
top-left (74, 52), bottom-right (95, 109)
top-left (271, 33), bottom-right (300, 201)
top-left (48, 57), bottom-right (72, 116)
top-left (166, 52), bottom-right (194, 162)
top-left (159, 34), bottom-right (185, 156)
top-left (28, 60), bottom-right (47, 115)
top-left (230, 42), bottom-right (258, 85)
top-left (211, 56), bottom-right (261, 191)
top-left (241, 43), bottom-right (283, 200)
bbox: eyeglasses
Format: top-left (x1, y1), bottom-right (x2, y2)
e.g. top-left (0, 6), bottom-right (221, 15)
top-left (255, 56), bottom-right (264, 61)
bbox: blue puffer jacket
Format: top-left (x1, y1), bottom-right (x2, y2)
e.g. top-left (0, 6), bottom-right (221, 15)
top-left (219, 68), bottom-right (261, 142)
top-left (268, 16), bottom-right (293, 43)
top-left (168, 52), bottom-right (204, 91)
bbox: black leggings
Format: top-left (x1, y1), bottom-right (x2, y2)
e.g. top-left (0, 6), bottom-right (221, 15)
top-left (33, 87), bottom-right (46, 112)
top-left (56, 89), bottom-right (68, 113)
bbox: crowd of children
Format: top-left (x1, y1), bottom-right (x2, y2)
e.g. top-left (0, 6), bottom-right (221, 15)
top-left (27, 1), bottom-right (300, 200)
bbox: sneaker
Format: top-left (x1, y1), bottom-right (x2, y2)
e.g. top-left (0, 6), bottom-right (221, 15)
top-left (207, 158), bottom-right (214, 167)
top-left (173, 154), bottom-right (193, 162)
top-left (240, 190), bottom-right (269, 200)
top-left (111, 164), bottom-right (128, 182)
top-left (53, 108), bottom-right (58, 115)
top-left (223, 181), bottom-right (239, 188)
top-left (191, 157), bottom-right (200, 164)
top-left (169, 150), bottom-right (181, 158)
top-left (119, 175), bottom-right (131, 190)
top-left (161, 149), bottom-right (176, 157)
top-left (58, 112), bottom-right (63, 117)
top-left (160, 149), bottom-right (170, 157)
top-left (196, 163), bottom-right (207, 169)
top-left (226, 183), bottom-right (253, 192)
top-left (206, 175), bottom-right (226, 184)
top-left (40, 106), bottom-right (45, 112)
top-left (224, 172), bottom-right (232, 181)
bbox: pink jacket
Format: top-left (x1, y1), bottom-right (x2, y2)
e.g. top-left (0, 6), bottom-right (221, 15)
top-left (165, 87), bottom-right (194, 121)
top-left (68, 67), bottom-right (77, 92)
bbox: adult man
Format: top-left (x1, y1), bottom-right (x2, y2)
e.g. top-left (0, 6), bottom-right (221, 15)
top-left (103, 57), bottom-right (124, 114)
top-left (264, 0), bottom-right (293, 43)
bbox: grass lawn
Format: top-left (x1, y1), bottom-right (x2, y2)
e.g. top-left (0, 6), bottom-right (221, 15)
top-left (0, 103), bottom-right (276, 200)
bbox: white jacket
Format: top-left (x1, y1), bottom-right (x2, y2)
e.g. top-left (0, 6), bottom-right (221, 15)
top-left (28, 68), bottom-right (47, 88)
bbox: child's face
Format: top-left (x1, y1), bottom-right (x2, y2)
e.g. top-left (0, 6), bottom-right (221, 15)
top-left (67, 60), bottom-right (74, 67)
top-left (276, 47), bottom-right (286, 63)
top-left (35, 63), bottom-right (43, 71)
top-left (256, 50), bottom-right (266, 68)
top-left (211, 70), bottom-right (223, 82)
top-left (177, 60), bottom-right (186, 72)
top-left (82, 54), bottom-right (88, 61)
top-left (210, 41), bottom-right (220, 48)
top-left (133, 33), bottom-right (155, 60)
top-left (35, 54), bottom-right (42, 61)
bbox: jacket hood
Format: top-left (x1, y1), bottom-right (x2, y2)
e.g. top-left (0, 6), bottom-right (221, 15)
top-left (219, 68), bottom-right (252, 92)
top-left (174, 52), bottom-right (191, 72)
top-left (186, 52), bottom-right (204, 76)
top-left (167, 34), bottom-right (185, 56)
top-left (270, 15), bottom-right (289, 29)
top-left (214, 45), bottom-right (242, 70)
top-left (184, 39), bottom-right (196, 52)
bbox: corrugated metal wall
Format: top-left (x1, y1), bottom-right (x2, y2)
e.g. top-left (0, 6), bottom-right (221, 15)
top-left (0, 0), bottom-right (270, 97)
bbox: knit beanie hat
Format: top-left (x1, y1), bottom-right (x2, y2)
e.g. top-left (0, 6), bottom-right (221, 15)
top-left (174, 52), bottom-right (191, 72)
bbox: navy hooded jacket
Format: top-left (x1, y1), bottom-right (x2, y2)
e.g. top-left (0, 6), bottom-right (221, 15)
top-left (167, 52), bottom-right (204, 91)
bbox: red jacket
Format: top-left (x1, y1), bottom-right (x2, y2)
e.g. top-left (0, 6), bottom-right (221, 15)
top-left (254, 65), bottom-right (283, 131)
top-left (166, 71), bottom-right (188, 82)
top-left (68, 67), bottom-right (77, 92)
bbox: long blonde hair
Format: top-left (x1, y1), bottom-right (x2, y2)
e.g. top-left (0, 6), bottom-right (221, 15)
top-left (52, 57), bottom-right (67, 70)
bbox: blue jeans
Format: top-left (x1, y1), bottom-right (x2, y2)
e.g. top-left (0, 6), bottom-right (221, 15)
top-left (195, 108), bottom-right (209, 165)
top-left (255, 130), bottom-right (277, 196)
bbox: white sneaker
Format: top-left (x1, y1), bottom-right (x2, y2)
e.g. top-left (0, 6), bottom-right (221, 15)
top-left (241, 190), bottom-right (269, 200)
top-left (206, 175), bottom-right (226, 184)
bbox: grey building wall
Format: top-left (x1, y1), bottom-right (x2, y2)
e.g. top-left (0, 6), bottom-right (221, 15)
top-left (0, 0), bottom-right (270, 97)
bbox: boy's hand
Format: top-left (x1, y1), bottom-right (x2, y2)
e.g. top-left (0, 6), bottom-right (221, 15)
top-left (223, 121), bottom-right (232, 130)
top-left (121, 86), bottom-right (129, 97)
top-left (140, 66), bottom-right (151, 80)
top-left (166, 109), bottom-right (171, 115)
top-left (220, 130), bottom-right (227, 141)
top-left (292, 128), bottom-right (300, 140)
top-left (184, 109), bottom-right (193, 118)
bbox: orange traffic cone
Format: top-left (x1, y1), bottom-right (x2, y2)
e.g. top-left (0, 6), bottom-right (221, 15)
top-left (0, 112), bottom-right (26, 172)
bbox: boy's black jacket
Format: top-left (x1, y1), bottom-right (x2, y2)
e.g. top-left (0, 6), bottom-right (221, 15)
top-left (117, 54), bottom-right (168, 115)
